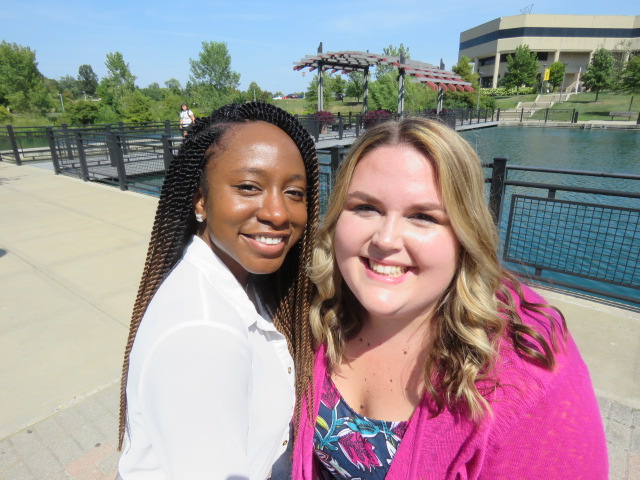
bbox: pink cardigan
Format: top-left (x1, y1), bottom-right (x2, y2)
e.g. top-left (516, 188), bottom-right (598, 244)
top-left (292, 286), bottom-right (608, 479)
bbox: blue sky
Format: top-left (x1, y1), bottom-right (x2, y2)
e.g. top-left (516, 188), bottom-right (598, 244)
top-left (2, 0), bottom-right (637, 95)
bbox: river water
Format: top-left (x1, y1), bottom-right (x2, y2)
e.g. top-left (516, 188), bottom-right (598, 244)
top-left (461, 126), bottom-right (639, 306)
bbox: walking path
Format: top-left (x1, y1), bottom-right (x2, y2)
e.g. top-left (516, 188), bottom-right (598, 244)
top-left (0, 162), bottom-right (638, 479)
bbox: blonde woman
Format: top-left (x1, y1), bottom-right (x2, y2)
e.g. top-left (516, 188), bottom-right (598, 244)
top-left (292, 118), bottom-right (607, 479)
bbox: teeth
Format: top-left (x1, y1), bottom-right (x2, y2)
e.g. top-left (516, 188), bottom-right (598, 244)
top-left (368, 259), bottom-right (407, 277)
top-left (254, 236), bottom-right (283, 245)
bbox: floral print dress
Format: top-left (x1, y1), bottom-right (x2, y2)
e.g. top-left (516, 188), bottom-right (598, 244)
top-left (313, 373), bottom-right (408, 479)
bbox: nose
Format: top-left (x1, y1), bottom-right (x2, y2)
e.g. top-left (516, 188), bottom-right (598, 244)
top-left (257, 190), bottom-right (290, 228)
top-left (371, 214), bottom-right (402, 251)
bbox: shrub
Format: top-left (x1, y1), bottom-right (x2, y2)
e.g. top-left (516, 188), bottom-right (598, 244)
top-left (483, 86), bottom-right (536, 97)
top-left (314, 110), bottom-right (335, 127)
top-left (363, 109), bottom-right (392, 128)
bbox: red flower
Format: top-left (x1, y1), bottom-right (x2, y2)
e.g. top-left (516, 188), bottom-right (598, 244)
top-left (338, 431), bottom-right (382, 471)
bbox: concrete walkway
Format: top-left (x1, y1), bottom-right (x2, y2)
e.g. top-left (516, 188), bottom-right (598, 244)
top-left (0, 162), bottom-right (639, 479)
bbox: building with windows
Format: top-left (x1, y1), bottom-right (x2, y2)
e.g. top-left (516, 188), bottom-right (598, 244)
top-left (459, 14), bottom-right (640, 90)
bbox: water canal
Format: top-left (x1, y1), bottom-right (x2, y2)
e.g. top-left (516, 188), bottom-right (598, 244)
top-left (461, 126), bottom-right (639, 307)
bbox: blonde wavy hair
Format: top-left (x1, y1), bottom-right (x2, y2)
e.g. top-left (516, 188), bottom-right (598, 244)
top-left (308, 117), bottom-right (565, 419)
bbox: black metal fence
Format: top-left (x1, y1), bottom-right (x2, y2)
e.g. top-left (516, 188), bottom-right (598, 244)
top-left (499, 108), bottom-right (580, 123)
top-left (0, 121), bottom-right (182, 166)
top-left (3, 120), bottom-right (638, 306)
top-left (488, 160), bottom-right (640, 305)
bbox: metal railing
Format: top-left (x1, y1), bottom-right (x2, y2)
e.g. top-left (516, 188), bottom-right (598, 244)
top-left (1, 121), bottom-right (182, 166)
top-left (5, 121), bottom-right (638, 305)
top-left (498, 108), bottom-right (579, 123)
top-left (486, 158), bottom-right (639, 304)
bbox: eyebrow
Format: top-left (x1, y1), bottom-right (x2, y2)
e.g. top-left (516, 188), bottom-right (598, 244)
top-left (346, 190), bottom-right (445, 211)
top-left (230, 167), bottom-right (306, 182)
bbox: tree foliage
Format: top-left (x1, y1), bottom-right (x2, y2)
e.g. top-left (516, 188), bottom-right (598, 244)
top-left (97, 51), bottom-right (137, 108)
top-left (548, 62), bottom-right (565, 90)
top-left (305, 73), bottom-right (335, 111)
top-left (501, 45), bottom-right (538, 93)
top-left (77, 64), bottom-right (98, 95)
top-left (346, 71), bottom-right (365, 102)
top-left (582, 48), bottom-right (613, 101)
top-left (189, 41), bottom-right (240, 92)
top-left (376, 43), bottom-right (410, 79)
top-left (620, 55), bottom-right (640, 94)
top-left (0, 41), bottom-right (51, 113)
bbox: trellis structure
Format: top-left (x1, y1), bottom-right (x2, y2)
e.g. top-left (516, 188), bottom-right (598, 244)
top-left (293, 44), bottom-right (474, 115)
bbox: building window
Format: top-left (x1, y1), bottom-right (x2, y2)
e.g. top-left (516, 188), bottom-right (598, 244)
top-left (536, 52), bottom-right (549, 61)
top-left (479, 57), bottom-right (495, 66)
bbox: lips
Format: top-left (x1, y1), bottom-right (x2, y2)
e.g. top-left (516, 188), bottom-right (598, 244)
top-left (251, 235), bottom-right (284, 245)
top-left (367, 258), bottom-right (409, 277)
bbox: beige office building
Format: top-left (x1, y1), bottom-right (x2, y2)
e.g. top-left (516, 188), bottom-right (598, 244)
top-left (459, 14), bottom-right (640, 90)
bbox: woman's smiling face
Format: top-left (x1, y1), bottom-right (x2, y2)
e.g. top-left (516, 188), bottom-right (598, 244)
top-left (334, 143), bottom-right (460, 324)
top-left (194, 121), bottom-right (308, 283)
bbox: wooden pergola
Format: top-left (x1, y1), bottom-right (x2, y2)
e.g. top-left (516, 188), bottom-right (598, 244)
top-left (293, 45), bottom-right (474, 115)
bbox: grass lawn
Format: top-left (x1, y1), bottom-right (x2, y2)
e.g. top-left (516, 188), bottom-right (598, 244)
top-left (275, 97), bottom-right (365, 116)
top-left (494, 94), bottom-right (538, 109)
top-left (547, 92), bottom-right (638, 121)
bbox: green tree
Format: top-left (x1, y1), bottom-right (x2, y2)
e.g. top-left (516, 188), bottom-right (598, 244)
top-left (77, 64), bottom-right (98, 95)
top-left (0, 41), bottom-right (51, 113)
top-left (620, 55), bottom-right (640, 94)
top-left (582, 48), bottom-right (614, 101)
top-left (244, 81), bottom-right (272, 102)
top-left (448, 55), bottom-right (479, 108)
top-left (376, 43), bottom-right (410, 79)
top-left (188, 41), bottom-right (240, 112)
top-left (305, 73), bottom-right (334, 111)
top-left (120, 90), bottom-right (154, 123)
top-left (189, 41), bottom-right (240, 92)
top-left (164, 78), bottom-right (182, 93)
top-left (369, 74), bottom-right (397, 112)
top-left (330, 75), bottom-right (347, 101)
top-left (501, 45), bottom-right (538, 93)
top-left (548, 62), bottom-right (565, 90)
top-left (345, 71), bottom-right (365, 102)
top-left (97, 51), bottom-right (136, 108)
top-left (59, 100), bottom-right (100, 125)
top-left (58, 75), bottom-right (81, 97)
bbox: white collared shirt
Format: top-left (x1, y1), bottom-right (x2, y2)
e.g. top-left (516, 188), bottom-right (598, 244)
top-left (119, 236), bottom-right (295, 480)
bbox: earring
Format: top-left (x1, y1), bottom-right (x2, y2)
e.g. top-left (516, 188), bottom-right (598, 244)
top-left (195, 212), bottom-right (204, 223)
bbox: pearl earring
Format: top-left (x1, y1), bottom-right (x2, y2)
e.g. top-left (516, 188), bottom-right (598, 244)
top-left (195, 212), bottom-right (204, 223)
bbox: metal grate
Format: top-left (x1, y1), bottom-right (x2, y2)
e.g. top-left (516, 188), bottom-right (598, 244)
top-left (504, 195), bottom-right (640, 289)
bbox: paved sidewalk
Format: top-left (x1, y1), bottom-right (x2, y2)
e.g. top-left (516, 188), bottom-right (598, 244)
top-left (0, 162), bottom-right (639, 479)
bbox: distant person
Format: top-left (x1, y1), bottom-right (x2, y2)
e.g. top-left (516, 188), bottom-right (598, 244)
top-left (179, 103), bottom-right (195, 137)
top-left (119, 102), bottom-right (319, 479)
top-left (293, 117), bottom-right (608, 479)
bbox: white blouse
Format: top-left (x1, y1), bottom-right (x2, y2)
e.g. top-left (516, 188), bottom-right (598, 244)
top-left (119, 235), bottom-right (295, 480)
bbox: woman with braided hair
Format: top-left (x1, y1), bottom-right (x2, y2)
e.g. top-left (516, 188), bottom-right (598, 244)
top-left (118, 102), bottom-right (319, 479)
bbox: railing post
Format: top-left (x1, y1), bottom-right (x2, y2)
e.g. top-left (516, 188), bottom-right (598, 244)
top-left (164, 120), bottom-right (171, 135)
top-left (161, 134), bottom-right (174, 171)
top-left (329, 145), bottom-right (343, 179)
top-left (488, 157), bottom-right (508, 225)
top-left (45, 127), bottom-right (61, 174)
top-left (62, 124), bottom-right (74, 161)
top-left (355, 115), bottom-right (361, 137)
top-left (112, 133), bottom-right (128, 191)
top-left (338, 115), bottom-right (344, 140)
top-left (6, 125), bottom-right (22, 165)
top-left (637, 112), bottom-right (640, 125)
top-left (520, 108), bottom-right (524, 122)
top-left (544, 108), bottom-right (549, 123)
top-left (74, 132), bottom-right (90, 182)
top-left (497, 108), bottom-right (500, 121)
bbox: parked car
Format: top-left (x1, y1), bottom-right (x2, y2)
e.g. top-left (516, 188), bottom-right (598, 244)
top-left (272, 95), bottom-right (283, 100)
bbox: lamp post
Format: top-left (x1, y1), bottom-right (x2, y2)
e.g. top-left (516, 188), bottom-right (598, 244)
top-left (540, 64), bottom-right (547, 95)
top-left (58, 93), bottom-right (64, 112)
top-left (560, 62), bottom-right (569, 101)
